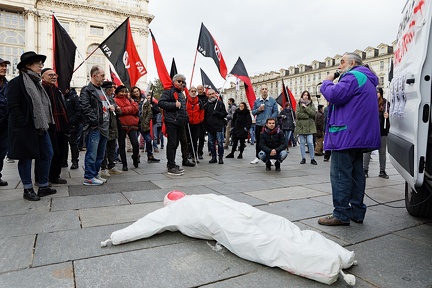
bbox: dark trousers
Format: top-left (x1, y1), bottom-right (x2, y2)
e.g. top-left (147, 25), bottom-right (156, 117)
top-left (186, 124), bottom-right (200, 158)
top-left (255, 125), bottom-right (264, 157)
top-left (165, 123), bottom-right (182, 169)
top-left (180, 126), bottom-right (189, 162)
top-left (101, 139), bottom-right (117, 170)
top-left (65, 128), bottom-right (79, 165)
top-left (231, 137), bottom-right (245, 155)
top-left (49, 131), bottom-right (68, 181)
top-left (0, 127), bottom-right (8, 179)
top-left (198, 123), bottom-right (206, 156)
top-left (118, 129), bottom-right (139, 168)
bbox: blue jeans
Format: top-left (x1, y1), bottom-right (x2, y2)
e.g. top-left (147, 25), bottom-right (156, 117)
top-left (330, 149), bottom-right (366, 223)
top-left (0, 127), bottom-right (8, 179)
top-left (84, 128), bottom-right (107, 179)
top-left (283, 130), bottom-right (292, 148)
top-left (258, 150), bottom-right (288, 163)
top-left (140, 130), bottom-right (154, 157)
top-left (18, 131), bottom-right (53, 189)
top-left (249, 124), bottom-right (255, 144)
top-left (298, 134), bottom-right (315, 159)
top-left (152, 123), bottom-right (158, 149)
top-left (208, 131), bottom-right (224, 158)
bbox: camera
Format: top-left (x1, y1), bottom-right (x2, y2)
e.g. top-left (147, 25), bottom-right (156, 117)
top-left (334, 71), bottom-right (340, 79)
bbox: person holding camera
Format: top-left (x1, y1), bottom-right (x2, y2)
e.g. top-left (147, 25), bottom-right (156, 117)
top-left (318, 53), bottom-right (380, 226)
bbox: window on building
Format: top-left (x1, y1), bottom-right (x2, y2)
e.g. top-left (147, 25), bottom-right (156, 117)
top-left (380, 61), bottom-right (384, 71)
top-left (59, 21), bottom-right (70, 33)
top-left (0, 10), bottom-right (25, 75)
top-left (118, 0), bottom-right (140, 8)
top-left (90, 25), bottom-right (104, 36)
top-left (379, 77), bottom-right (384, 86)
top-left (307, 75), bottom-right (310, 83)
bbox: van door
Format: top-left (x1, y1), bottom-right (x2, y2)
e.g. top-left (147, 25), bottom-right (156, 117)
top-left (388, 0), bottom-right (432, 189)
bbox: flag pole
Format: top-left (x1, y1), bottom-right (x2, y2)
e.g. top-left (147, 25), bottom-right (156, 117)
top-left (72, 45), bottom-right (99, 74)
top-left (189, 49), bottom-right (198, 87)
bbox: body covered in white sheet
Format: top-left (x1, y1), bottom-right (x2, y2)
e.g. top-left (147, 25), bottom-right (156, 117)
top-left (102, 192), bottom-right (356, 285)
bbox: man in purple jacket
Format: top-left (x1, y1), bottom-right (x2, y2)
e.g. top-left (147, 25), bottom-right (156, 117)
top-left (318, 53), bottom-right (380, 226)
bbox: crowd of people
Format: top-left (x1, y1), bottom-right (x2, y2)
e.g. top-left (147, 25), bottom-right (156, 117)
top-left (0, 50), bottom-right (390, 233)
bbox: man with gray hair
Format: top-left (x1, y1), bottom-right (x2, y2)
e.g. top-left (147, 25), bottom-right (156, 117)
top-left (158, 74), bottom-right (188, 175)
top-left (318, 53), bottom-right (380, 226)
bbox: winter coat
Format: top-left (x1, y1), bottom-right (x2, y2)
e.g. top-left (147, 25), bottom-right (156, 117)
top-left (139, 99), bottom-right (152, 132)
top-left (64, 88), bottom-right (83, 128)
top-left (231, 109), bottom-right (252, 139)
top-left (7, 74), bottom-right (46, 159)
top-left (379, 99), bottom-right (390, 136)
top-left (158, 86), bottom-right (188, 127)
top-left (259, 126), bottom-right (287, 154)
top-left (186, 94), bottom-right (204, 125)
top-left (320, 65), bottom-right (380, 151)
top-left (226, 103), bottom-right (237, 125)
top-left (294, 101), bottom-right (317, 135)
top-left (203, 99), bottom-right (228, 133)
top-left (315, 110), bottom-right (324, 138)
top-left (114, 96), bottom-right (139, 130)
top-left (43, 82), bottom-right (69, 133)
top-left (278, 108), bottom-right (295, 131)
top-left (252, 97), bottom-right (278, 126)
top-left (107, 94), bottom-right (118, 140)
top-left (0, 77), bottom-right (9, 129)
top-left (80, 82), bottom-right (106, 128)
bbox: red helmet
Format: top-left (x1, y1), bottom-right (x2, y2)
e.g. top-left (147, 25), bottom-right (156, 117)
top-left (163, 190), bottom-right (186, 206)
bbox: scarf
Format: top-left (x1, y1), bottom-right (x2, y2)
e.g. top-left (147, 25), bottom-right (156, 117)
top-left (299, 98), bottom-right (311, 106)
top-left (22, 70), bottom-right (53, 130)
top-left (264, 126), bottom-right (280, 135)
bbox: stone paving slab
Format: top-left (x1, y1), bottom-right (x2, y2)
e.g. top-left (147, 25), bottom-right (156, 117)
top-left (0, 210), bottom-right (80, 237)
top-left (301, 208), bottom-right (423, 245)
top-left (0, 198), bottom-right (50, 217)
top-left (94, 173), bottom-right (169, 184)
top-left (349, 233), bottom-right (432, 287)
top-left (33, 224), bottom-right (191, 266)
top-left (51, 193), bottom-right (130, 211)
top-left (79, 202), bottom-right (163, 227)
top-left (246, 186), bottom-right (327, 203)
top-left (74, 240), bottom-right (261, 288)
top-left (0, 235), bottom-right (35, 273)
top-left (200, 265), bottom-right (373, 288)
top-left (154, 176), bottom-right (223, 189)
top-left (393, 221), bottom-right (432, 245)
top-left (206, 179), bottom-right (285, 195)
top-left (68, 180), bottom-right (160, 196)
top-left (226, 192), bottom-right (268, 206)
top-left (0, 262), bottom-right (74, 288)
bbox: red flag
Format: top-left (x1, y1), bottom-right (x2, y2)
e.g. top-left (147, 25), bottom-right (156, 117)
top-left (99, 18), bottom-right (146, 87)
top-left (276, 79), bottom-right (297, 112)
top-left (110, 66), bottom-right (123, 87)
top-left (149, 29), bottom-right (172, 89)
top-left (229, 57), bottom-right (256, 109)
top-left (197, 23), bottom-right (228, 79)
top-left (52, 15), bottom-right (76, 93)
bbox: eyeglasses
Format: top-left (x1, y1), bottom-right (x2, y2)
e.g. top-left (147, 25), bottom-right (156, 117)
top-left (176, 80), bottom-right (186, 84)
top-left (47, 73), bottom-right (58, 78)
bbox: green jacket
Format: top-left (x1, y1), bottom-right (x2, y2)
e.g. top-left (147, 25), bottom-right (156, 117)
top-left (294, 101), bottom-right (317, 135)
top-left (140, 100), bottom-right (152, 132)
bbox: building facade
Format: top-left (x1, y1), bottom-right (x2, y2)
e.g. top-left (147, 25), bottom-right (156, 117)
top-left (0, 0), bottom-right (153, 88)
top-left (224, 43), bottom-right (394, 108)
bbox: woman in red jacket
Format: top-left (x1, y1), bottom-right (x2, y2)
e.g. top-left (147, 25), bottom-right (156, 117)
top-left (186, 87), bottom-right (204, 162)
top-left (114, 86), bottom-right (140, 170)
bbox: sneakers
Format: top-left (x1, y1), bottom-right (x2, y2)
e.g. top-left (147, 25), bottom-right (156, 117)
top-left (0, 179), bottom-right (8, 186)
top-left (318, 215), bottom-right (350, 226)
top-left (379, 171), bottom-right (389, 179)
top-left (275, 161), bottom-right (281, 171)
top-left (100, 169), bottom-right (111, 177)
top-left (182, 160), bottom-right (195, 167)
top-left (225, 153), bottom-right (234, 158)
top-left (300, 158), bottom-right (306, 164)
top-left (122, 165), bottom-right (128, 171)
top-left (70, 162), bottom-right (79, 169)
top-left (311, 159), bottom-right (317, 165)
top-left (218, 157), bottom-right (224, 164)
top-left (167, 167), bottom-right (184, 176)
top-left (96, 175), bottom-right (107, 183)
top-left (109, 167), bottom-right (123, 174)
top-left (250, 158), bottom-right (260, 164)
top-left (198, 154), bottom-right (203, 160)
top-left (38, 186), bottom-right (57, 197)
top-left (23, 188), bottom-right (40, 201)
top-left (148, 155), bottom-right (161, 163)
top-left (83, 177), bottom-right (104, 186)
top-left (176, 165), bottom-right (185, 173)
top-left (265, 161), bottom-right (271, 171)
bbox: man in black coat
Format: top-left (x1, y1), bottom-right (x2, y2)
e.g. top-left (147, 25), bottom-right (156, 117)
top-left (64, 88), bottom-right (82, 169)
top-left (158, 74), bottom-right (188, 176)
top-left (0, 58), bottom-right (10, 186)
top-left (203, 89), bottom-right (228, 164)
top-left (258, 118), bottom-right (288, 171)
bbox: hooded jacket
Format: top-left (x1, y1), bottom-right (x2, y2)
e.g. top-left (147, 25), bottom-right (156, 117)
top-left (320, 65), bottom-right (380, 151)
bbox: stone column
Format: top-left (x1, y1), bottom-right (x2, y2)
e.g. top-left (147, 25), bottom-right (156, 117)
top-left (39, 13), bottom-right (51, 65)
top-left (137, 27), bottom-right (149, 87)
top-left (23, 9), bottom-right (37, 51)
top-left (74, 18), bottom-right (88, 87)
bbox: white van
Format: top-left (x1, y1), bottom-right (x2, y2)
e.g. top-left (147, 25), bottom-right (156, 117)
top-left (388, 0), bottom-right (432, 217)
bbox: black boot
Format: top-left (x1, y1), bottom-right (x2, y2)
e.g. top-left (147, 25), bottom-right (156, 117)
top-left (218, 157), bottom-right (224, 164)
top-left (237, 147), bottom-right (244, 159)
top-left (70, 162), bottom-right (79, 170)
top-left (225, 153), bottom-right (234, 158)
top-left (38, 186), bottom-right (57, 197)
top-left (131, 154), bottom-right (139, 168)
top-left (23, 188), bottom-right (40, 201)
top-left (275, 161), bottom-right (281, 171)
top-left (266, 161), bottom-right (271, 171)
top-left (209, 156), bottom-right (217, 163)
top-left (182, 159), bottom-right (196, 167)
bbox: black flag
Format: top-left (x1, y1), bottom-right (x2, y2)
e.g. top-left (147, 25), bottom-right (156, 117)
top-left (200, 68), bottom-right (219, 95)
top-left (170, 58), bottom-right (178, 79)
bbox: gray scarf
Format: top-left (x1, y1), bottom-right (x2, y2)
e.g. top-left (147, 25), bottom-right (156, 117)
top-left (22, 70), bottom-right (53, 130)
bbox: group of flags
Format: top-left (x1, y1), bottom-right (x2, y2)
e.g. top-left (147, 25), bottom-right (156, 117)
top-left (52, 15), bottom-right (296, 110)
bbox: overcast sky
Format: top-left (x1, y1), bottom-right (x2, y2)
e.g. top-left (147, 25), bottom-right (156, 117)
top-left (145, 0), bottom-right (406, 88)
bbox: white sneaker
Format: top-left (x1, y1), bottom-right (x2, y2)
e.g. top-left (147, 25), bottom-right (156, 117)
top-left (109, 167), bottom-right (122, 174)
top-left (83, 177), bottom-right (104, 186)
top-left (100, 169), bottom-right (110, 177)
top-left (96, 175), bottom-right (107, 183)
top-left (250, 158), bottom-right (260, 164)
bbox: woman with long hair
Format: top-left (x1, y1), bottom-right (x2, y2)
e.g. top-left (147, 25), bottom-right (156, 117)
top-left (294, 90), bottom-right (317, 165)
top-left (225, 102), bottom-right (252, 159)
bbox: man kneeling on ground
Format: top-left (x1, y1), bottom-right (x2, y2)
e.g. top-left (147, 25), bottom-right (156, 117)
top-left (258, 118), bottom-right (288, 171)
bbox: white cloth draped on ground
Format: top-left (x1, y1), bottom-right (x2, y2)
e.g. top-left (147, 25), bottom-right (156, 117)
top-left (101, 194), bottom-right (356, 285)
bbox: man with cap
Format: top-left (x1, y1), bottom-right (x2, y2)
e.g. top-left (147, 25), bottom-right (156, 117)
top-left (0, 57), bottom-right (10, 186)
top-left (40, 67), bottom-right (69, 184)
top-left (7, 51), bottom-right (57, 201)
top-left (80, 65), bottom-right (113, 185)
top-left (63, 87), bottom-right (82, 169)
